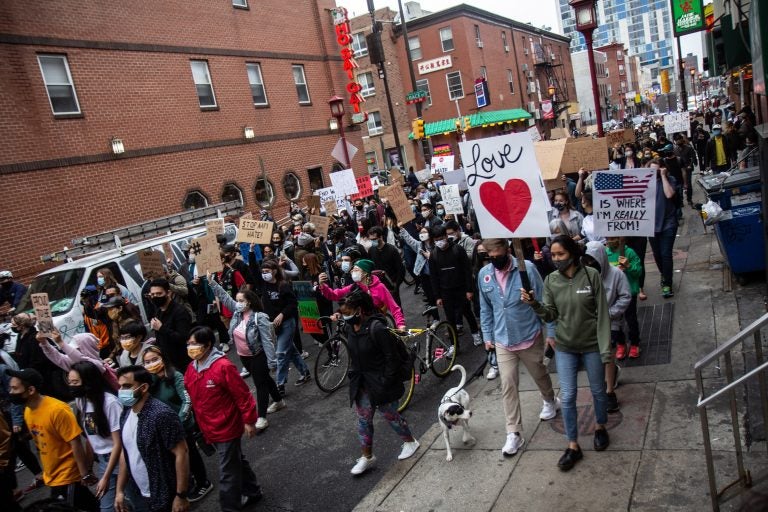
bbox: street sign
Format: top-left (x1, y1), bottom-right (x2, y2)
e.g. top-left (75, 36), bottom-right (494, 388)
top-left (406, 90), bottom-right (428, 104)
top-left (474, 78), bottom-right (490, 109)
top-left (670, 0), bottom-right (705, 36)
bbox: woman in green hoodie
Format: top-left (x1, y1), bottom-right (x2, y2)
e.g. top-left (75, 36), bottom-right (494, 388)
top-left (521, 234), bottom-right (611, 472)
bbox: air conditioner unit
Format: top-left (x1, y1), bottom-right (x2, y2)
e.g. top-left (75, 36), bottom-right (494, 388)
top-left (550, 53), bottom-right (556, 60)
top-left (504, 45), bottom-right (510, 52)
top-left (527, 70), bottom-right (534, 78)
top-left (522, 63), bottom-right (528, 72)
top-left (534, 109), bottom-right (541, 119)
top-left (523, 48), bottom-right (529, 56)
top-left (528, 101), bottom-right (536, 111)
top-left (527, 83), bottom-right (537, 94)
top-left (476, 40), bottom-right (484, 48)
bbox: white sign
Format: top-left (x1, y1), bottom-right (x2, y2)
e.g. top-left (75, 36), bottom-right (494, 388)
top-left (316, 187), bottom-right (347, 212)
top-left (663, 112), bottom-right (690, 136)
top-left (430, 155), bottom-right (455, 175)
top-left (439, 184), bottom-right (464, 215)
top-left (417, 55), bottom-right (453, 75)
top-left (329, 169), bottom-right (359, 197)
top-left (527, 126), bottom-right (542, 142)
top-left (458, 133), bottom-right (551, 238)
top-left (442, 169), bottom-right (468, 191)
top-left (414, 168), bottom-right (431, 182)
top-left (331, 138), bottom-right (358, 167)
top-left (593, 170), bottom-right (658, 237)
top-left (370, 176), bottom-right (381, 190)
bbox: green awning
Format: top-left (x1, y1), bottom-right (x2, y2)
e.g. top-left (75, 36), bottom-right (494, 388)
top-left (424, 118), bottom-right (459, 137)
top-left (468, 108), bottom-right (532, 128)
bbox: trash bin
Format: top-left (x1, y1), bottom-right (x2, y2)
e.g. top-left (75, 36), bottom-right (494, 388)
top-left (698, 166), bottom-right (765, 276)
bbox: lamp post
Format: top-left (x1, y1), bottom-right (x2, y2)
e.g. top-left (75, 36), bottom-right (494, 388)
top-left (329, 95), bottom-right (352, 168)
top-left (690, 68), bottom-right (697, 110)
top-left (569, 0), bottom-right (603, 137)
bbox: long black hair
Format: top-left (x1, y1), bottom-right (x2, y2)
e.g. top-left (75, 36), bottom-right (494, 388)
top-left (342, 290), bottom-right (375, 316)
top-left (71, 361), bottom-right (112, 439)
top-left (549, 234), bottom-right (583, 263)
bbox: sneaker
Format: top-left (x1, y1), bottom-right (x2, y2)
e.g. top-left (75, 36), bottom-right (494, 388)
top-left (539, 398), bottom-right (561, 420)
top-left (294, 372), bottom-right (312, 386)
top-left (267, 399), bottom-right (286, 414)
top-left (321, 357), bottom-right (336, 368)
top-left (219, 343), bottom-right (230, 353)
top-left (15, 460), bottom-right (25, 473)
top-left (277, 384), bottom-right (286, 397)
top-left (398, 440), bottom-right (420, 460)
top-left (472, 333), bottom-right (483, 346)
top-left (605, 392), bottom-right (620, 413)
top-left (615, 344), bottom-right (627, 360)
top-left (661, 285), bottom-right (674, 298)
top-left (301, 351), bottom-right (310, 359)
top-left (241, 492), bottom-right (263, 507)
top-left (557, 446), bottom-right (583, 471)
top-left (594, 428), bottom-right (610, 451)
top-left (628, 345), bottom-right (640, 359)
top-left (502, 432), bottom-right (524, 456)
top-left (255, 417), bottom-right (268, 430)
top-left (188, 481), bottom-right (213, 503)
top-left (487, 366), bottom-right (499, 380)
top-left (240, 367), bottom-right (250, 378)
top-left (350, 455), bottom-right (376, 475)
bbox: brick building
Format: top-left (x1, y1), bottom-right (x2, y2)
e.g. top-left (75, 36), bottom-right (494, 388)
top-left (0, 1), bottom-right (366, 281)
top-left (596, 41), bottom-right (643, 120)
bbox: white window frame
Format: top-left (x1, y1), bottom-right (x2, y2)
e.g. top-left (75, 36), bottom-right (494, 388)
top-left (232, 0), bottom-right (248, 6)
top-left (351, 33), bottom-right (368, 58)
top-left (501, 31), bottom-right (508, 51)
top-left (367, 111), bottom-right (383, 136)
top-left (37, 54), bottom-right (81, 115)
top-left (190, 60), bottom-right (217, 108)
top-left (446, 71), bottom-right (464, 100)
top-left (415, 78), bottom-right (432, 107)
top-left (474, 25), bottom-right (482, 45)
top-left (358, 71), bottom-right (375, 97)
top-left (409, 36), bottom-right (422, 61)
top-left (507, 69), bottom-right (515, 94)
top-left (292, 64), bottom-right (311, 105)
top-left (440, 27), bottom-right (454, 52)
top-left (246, 63), bottom-right (268, 106)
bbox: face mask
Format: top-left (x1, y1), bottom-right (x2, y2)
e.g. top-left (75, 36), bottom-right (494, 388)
top-left (625, 151), bottom-right (633, 157)
top-left (435, 240), bottom-right (448, 250)
top-left (262, 273), bottom-right (273, 282)
top-left (187, 344), bottom-right (207, 360)
top-left (341, 261), bottom-right (352, 273)
top-left (8, 393), bottom-right (26, 405)
top-left (342, 312), bottom-right (361, 325)
top-left (356, 204), bottom-right (364, 210)
top-left (144, 360), bottom-right (165, 374)
top-left (553, 258), bottom-right (573, 273)
top-left (436, 209), bottom-right (445, 215)
top-left (235, 302), bottom-right (247, 313)
top-left (360, 239), bottom-right (372, 250)
top-left (272, 242), bottom-right (281, 248)
top-left (713, 130), bottom-right (721, 136)
top-left (490, 253), bottom-right (509, 270)
top-left (97, 277), bottom-right (106, 287)
top-left (351, 271), bottom-right (363, 282)
top-left (120, 338), bottom-right (137, 351)
top-left (151, 295), bottom-right (168, 308)
top-left (418, 233), bottom-right (430, 242)
top-left (477, 252), bottom-right (489, 262)
top-left (117, 387), bottom-right (141, 407)
top-left (447, 234), bottom-right (456, 241)
top-left (421, 210), bottom-right (431, 218)
top-left (69, 385), bottom-right (87, 398)
top-left (553, 203), bottom-right (565, 211)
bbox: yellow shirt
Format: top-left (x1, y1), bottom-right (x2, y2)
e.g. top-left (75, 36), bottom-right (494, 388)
top-left (714, 137), bottom-right (727, 166)
top-left (25, 396), bottom-right (82, 486)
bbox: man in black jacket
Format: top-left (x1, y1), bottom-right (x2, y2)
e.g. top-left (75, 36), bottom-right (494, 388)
top-left (148, 278), bottom-right (192, 371)
top-left (367, 226), bottom-right (404, 306)
top-left (429, 225), bottom-right (481, 346)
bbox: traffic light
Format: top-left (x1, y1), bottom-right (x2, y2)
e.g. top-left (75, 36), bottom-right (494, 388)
top-left (412, 119), bottom-right (425, 139)
top-left (463, 116), bottom-right (471, 131)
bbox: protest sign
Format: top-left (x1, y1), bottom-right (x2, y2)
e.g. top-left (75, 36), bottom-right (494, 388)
top-left (664, 111), bottom-right (690, 136)
top-left (378, 185), bottom-right (415, 224)
top-left (414, 168), bottom-right (431, 182)
top-left (439, 184), bottom-right (464, 215)
top-left (527, 126), bottom-right (542, 142)
top-left (331, 139), bottom-right (358, 167)
top-left (350, 175), bottom-right (373, 200)
top-left (236, 219), bottom-right (273, 244)
top-left (138, 249), bottom-right (166, 279)
top-left (307, 195), bottom-right (321, 211)
top-left (533, 138), bottom-right (568, 190)
top-left (430, 155), bottom-right (455, 175)
top-left (559, 137), bottom-right (609, 173)
top-left (161, 242), bottom-right (173, 260)
top-left (458, 133), bottom-right (551, 238)
top-left (205, 218), bottom-right (225, 236)
top-left (324, 200), bottom-right (338, 216)
top-left (240, 211), bottom-right (253, 220)
top-left (593, 170), bottom-right (657, 237)
top-left (389, 166), bottom-right (404, 185)
top-left (309, 215), bottom-right (331, 238)
top-left (330, 169), bottom-right (359, 197)
top-left (606, 128), bottom-right (636, 147)
top-left (370, 176), bottom-right (381, 190)
top-left (190, 234), bottom-right (223, 275)
top-left (293, 281), bottom-right (323, 334)
top-left (316, 187), bottom-right (337, 205)
top-left (31, 293), bottom-right (54, 334)
top-left (442, 169), bottom-right (468, 191)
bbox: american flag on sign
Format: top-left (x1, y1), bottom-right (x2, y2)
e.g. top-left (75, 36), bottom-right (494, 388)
top-left (594, 171), bottom-right (655, 199)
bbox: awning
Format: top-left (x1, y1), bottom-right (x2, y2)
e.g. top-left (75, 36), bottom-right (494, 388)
top-left (408, 118), bottom-right (459, 139)
top-left (408, 108), bottom-right (532, 139)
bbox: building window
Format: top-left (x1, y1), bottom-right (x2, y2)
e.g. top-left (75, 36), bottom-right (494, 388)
top-left (507, 69), bottom-right (515, 94)
top-left (183, 190), bottom-right (209, 210)
top-left (440, 27), bottom-right (454, 52)
top-left (232, 0), bottom-right (247, 7)
top-left (352, 33), bottom-right (368, 58)
top-left (190, 60), bottom-right (217, 108)
top-left (221, 183), bottom-right (244, 205)
top-left (292, 64), bottom-right (311, 104)
top-left (619, 64), bottom-right (625, 75)
top-left (367, 111), bottom-right (383, 136)
top-left (282, 173), bottom-right (301, 200)
top-left (446, 71), bottom-right (463, 100)
top-left (37, 54), bottom-right (81, 115)
top-left (474, 24), bottom-right (482, 44)
top-left (254, 179), bottom-right (275, 208)
top-left (409, 36), bottom-right (422, 60)
top-left (480, 66), bottom-right (487, 80)
top-left (415, 78), bottom-right (432, 107)
top-left (501, 31), bottom-right (508, 51)
top-left (246, 63), bottom-right (268, 106)
top-left (358, 72), bottom-right (375, 97)
top-left (617, 50), bottom-right (623, 60)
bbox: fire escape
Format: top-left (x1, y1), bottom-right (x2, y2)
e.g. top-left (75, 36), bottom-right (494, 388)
top-left (533, 43), bottom-right (571, 117)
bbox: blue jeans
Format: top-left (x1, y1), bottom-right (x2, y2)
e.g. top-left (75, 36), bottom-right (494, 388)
top-left (650, 225), bottom-right (678, 287)
top-left (555, 350), bottom-right (607, 443)
top-left (96, 454), bottom-right (118, 512)
top-left (275, 317), bottom-right (308, 386)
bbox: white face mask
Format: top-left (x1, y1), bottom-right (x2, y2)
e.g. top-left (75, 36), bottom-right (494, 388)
top-left (435, 240), bottom-right (448, 250)
top-left (235, 302), bottom-right (247, 313)
top-left (418, 232), bottom-right (430, 242)
top-left (341, 261), bottom-right (352, 273)
top-left (261, 272), bottom-right (273, 282)
top-left (351, 271), bottom-right (363, 282)
top-left (360, 239), bottom-right (372, 250)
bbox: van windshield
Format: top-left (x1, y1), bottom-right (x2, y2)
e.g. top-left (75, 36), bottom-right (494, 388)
top-left (16, 269), bottom-right (85, 317)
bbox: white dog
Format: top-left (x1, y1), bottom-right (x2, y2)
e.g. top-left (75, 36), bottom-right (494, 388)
top-left (438, 365), bottom-right (476, 461)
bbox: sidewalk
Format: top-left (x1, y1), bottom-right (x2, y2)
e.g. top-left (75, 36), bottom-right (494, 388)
top-left (355, 192), bottom-right (768, 511)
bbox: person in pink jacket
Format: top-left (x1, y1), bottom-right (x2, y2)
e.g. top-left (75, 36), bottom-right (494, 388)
top-left (317, 259), bottom-right (406, 330)
top-left (37, 331), bottom-right (119, 391)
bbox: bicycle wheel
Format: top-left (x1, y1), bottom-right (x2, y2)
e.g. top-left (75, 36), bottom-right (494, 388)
top-left (428, 321), bottom-right (458, 378)
top-left (397, 366), bottom-right (416, 413)
top-left (314, 336), bottom-right (350, 393)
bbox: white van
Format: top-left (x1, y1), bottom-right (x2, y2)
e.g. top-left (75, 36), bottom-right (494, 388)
top-left (16, 223), bottom-right (237, 342)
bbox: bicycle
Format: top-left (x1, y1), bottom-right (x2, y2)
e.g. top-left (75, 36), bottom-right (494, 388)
top-left (391, 306), bottom-right (458, 412)
top-left (313, 316), bottom-right (351, 393)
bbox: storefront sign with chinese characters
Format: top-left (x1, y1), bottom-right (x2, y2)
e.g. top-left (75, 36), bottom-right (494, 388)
top-left (418, 56), bottom-right (452, 75)
top-left (331, 7), bottom-right (365, 113)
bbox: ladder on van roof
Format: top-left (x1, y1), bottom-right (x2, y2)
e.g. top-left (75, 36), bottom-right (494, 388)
top-left (41, 200), bottom-right (243, 263)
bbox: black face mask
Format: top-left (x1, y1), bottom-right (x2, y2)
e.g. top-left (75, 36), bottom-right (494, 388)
top-left (477, 252), bottom-right (489, 262)
top-left (8, 393), bottom-right (26, 405)
top-left (151, 295), bottom-right (168, 308)
top-left (69, 385), bottom-right (87, 398)
top-left (490, 253), bottom-right (509, 270)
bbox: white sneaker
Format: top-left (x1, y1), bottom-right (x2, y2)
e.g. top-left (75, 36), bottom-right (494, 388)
top-left (472, 333), bottom-right (483, 346)
top-left (266, 400), bottom-right (286, 414)
top-left (255, 417), bottom-right (268, 430)
top-left (502, 432), bottom-right (524, 456)
top-left (240, 367), bottom-right (250, 378)
top-left (487, 366), bottom-right (499, 380)
top-left (351, 455), bottom-right (377, 475)
top-left (539, 397), bottom-right (561, 420)
top-left (398, 440), bottom-right (420, 460)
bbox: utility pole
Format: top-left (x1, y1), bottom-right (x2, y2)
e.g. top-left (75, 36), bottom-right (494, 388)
top-left (676, 37), bottom-right (688, 111)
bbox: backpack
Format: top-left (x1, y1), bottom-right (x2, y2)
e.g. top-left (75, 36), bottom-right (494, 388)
top-left (371, 318), bottom-right (414, 382)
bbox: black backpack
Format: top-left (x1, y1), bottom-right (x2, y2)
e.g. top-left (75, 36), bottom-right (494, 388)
top-left (371, 318), bottom-right (414, 382)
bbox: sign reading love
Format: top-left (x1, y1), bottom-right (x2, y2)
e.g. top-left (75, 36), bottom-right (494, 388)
top-left (459, 133), bottom-right (551, 238)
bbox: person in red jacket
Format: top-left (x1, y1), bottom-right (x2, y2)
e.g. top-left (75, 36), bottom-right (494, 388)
top-left (183, 326), bottom-right (262, 511)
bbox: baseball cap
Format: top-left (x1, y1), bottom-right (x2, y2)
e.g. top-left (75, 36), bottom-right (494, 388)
top-left (101, 296), bottom-right (126, 309)
top-left (0, 270), bottom-right (12, 280)
top-left (6, 368), bottom-right (44, 390)
top-left (712, 124), bottom-right (722, 130)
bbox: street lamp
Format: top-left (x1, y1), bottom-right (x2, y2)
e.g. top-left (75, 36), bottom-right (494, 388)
top-left (690, 68), bottom-right (697, 110)
top-left (569, 0), bottom-right (604, 137)
top-left (328, 95), bottom-right (352, 168)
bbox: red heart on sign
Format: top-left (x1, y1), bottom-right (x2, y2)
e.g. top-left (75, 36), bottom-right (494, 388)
top-left (479, 179), bottom-right (532, 233)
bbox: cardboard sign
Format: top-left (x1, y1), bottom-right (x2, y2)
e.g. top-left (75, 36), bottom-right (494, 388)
top-left (190, 234), bottom-right (223, 275)
top-left (559, 137), bottom-right (609, 173)
top-left (664, 112), bottom-right (690, 136)
top-left (533, 138), bottom-right (568, 191)
top-left (138, 249), bottom-right (166, 279)
top-left (430, 155), bottom-right (455, 175)
top-left (240, 211), bottom-right (253, 220)
top-left (593, 170), bottom-right (658, 237)
top-left (307, 195), bottom-right (321, 211)
top-left (442, 169), bottom-right (468, 191)
top-left (389, 166), bottom-right (404, 185)
top-left (161, 242), bottom-right (173, 260)
top-left (31, 293), bottom-right (54, 334)
top-left (309, 215), bottom-right (330, 238)
top-left (293, 281), bottom-right (323, 334)
top-left (414, 168), bottom-right (431, 182)
top-left (606, 128), bottom-right (635, 148)
top-left (329, 169), bottom-right (359, 197)
top-left (205, 218), bottom-right (225, 236)
top-left (378, 184), bottom-right (416, 224)
top-left (324, 200), bottom-right (338, 216)
top-left (528, 126), bottom-right (542, 142)
top-left (439, 184), bottom-right (464, 215)
top-left (459, 133), bottom-right (551, 238)
top-left (236, 219), bottom-right (273, 244)
top-left (350, 175), bottom-right (373, 200)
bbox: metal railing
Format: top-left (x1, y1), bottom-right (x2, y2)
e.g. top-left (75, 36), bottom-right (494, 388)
top-left (694, 312), bottom-right (768, 511)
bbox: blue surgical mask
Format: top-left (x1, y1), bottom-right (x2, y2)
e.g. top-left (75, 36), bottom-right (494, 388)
top-left (97, 277), bottom-right (105, 287)
top-left (118, 387), bottom-right (141, 407)
top-left (341, 261), bottom-right (351, 273)
top-left (235, 302), bottom-right (247, 313)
